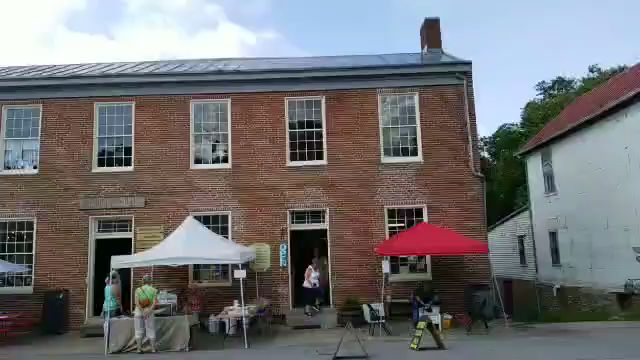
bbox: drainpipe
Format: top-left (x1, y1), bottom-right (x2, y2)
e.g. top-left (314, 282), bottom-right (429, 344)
top-left (457, 74), bottom-right (487, 228)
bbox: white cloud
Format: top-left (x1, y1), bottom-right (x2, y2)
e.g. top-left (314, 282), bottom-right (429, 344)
top-left (0, 0), bottom-right (302, 66)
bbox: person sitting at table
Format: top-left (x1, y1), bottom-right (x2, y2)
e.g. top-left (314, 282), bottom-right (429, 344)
top-left (134, 274), bottom-right (158, 354)
top-left (103, 271), bottom-right (122, 320)
top-left (412, 282), bottom-right (440, 327)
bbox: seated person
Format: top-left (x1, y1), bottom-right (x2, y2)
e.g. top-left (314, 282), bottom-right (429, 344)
top-left (412, 282), bottom-right (440, 326)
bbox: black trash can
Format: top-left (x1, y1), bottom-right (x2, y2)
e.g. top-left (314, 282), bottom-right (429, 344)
top-left (42, 289), bottom-right (69, 334)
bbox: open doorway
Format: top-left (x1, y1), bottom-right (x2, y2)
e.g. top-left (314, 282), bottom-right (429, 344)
top-left (288, 209), bottom-right (331, 308)
top-left (89, 218), bottom-right (133, 317)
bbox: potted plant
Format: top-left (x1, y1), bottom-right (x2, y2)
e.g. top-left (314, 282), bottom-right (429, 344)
top-left (338, 297), bottom-right (364, 327)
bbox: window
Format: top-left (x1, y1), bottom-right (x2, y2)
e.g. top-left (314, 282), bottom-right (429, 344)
top-left (286, 97), bottom-right (326, 165)
top-left (385, 207), bottom-right (431, 280)
top-left (0, 219), bottom-right (35, 293)
top-left (549, 231), bottom-right (561, 266)
top-left (97, 219), bottom-right (133, 234)
top-left (541, 149), bottom-right (556, 194)
top-left (290, 210), bottom-right (326, 226)
top-left (517, 235), bottom-right (527, 266)
top-left (379, 94), bottom-right (422, 162)
top-left (1, 105), bottom-right (41, 173)
top-left (94, 103), bottom-right (134, 171)
top-left (192, 213), bottom-right (231, 285)
top-left (191, 100), bottom-right (231, 168)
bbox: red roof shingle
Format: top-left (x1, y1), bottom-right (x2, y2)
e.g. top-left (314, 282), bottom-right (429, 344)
top-left (519, 63), bottom-right (640, 155)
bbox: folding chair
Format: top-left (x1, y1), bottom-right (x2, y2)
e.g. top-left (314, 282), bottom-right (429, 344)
top-left (362, 303), bottom-right (391, 336)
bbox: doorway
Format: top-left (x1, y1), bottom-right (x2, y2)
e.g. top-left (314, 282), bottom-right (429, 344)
top-left (503, 280), bottom-right (514, 317)
top-left (288, 209), bottom-right (331, 308)
top-left (88, 218), bottom-right (133, 317)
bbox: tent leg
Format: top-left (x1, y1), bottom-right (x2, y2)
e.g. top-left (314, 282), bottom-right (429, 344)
top-left (490, 267), bottom-right (508, 326)
top-left (256, 271), bottom-right (259, 300)
top-left (380, 271), bottom-right (384, 337)
top-left (239, 264), bottom-right (248, 349)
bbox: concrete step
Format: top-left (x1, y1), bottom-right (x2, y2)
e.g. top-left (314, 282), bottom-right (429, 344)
top-left (286, 307), bottom-right (337, 329)
top-left (80, 317), bottom-right (104, 337)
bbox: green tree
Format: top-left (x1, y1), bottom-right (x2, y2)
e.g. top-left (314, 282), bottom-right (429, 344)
top-left (483, 64), bottom-right (627, 225)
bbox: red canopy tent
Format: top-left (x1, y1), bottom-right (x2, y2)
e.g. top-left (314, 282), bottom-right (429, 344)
top-left (373, 222), bottom-right (501, 331)
top-left (374, 222), bottom-right (488, 256)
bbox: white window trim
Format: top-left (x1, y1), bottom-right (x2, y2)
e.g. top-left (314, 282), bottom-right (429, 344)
top-left (0, 217), bottom-right (36, 294)
top-left (189, 211), bottom-right (233, 287)
top-left (0, 104), bottom-right (42, 175)
top-left (378, 93), bottom-right (423, 164)
top-left (383, 205), bottom-right (431, 282)
top-left (189, 99), bottom-right (232, 170)
top-left (285, 96), bottom-right (328, 166)
top-left (92, 101), bottom-right (135, 173)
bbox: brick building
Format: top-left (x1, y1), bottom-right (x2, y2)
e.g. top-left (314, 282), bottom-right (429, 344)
top-left (0, 17), bottom-right (489, 328)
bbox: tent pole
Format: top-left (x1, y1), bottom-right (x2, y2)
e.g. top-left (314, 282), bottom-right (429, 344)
top-left (255, 271), bottom-right (259, 300)
top-left (490, 266), bottom-right (508, 326)
top-left (239, 263), bottom-right (248, 349)
top-left (380, 270), bottom-right (384, 337)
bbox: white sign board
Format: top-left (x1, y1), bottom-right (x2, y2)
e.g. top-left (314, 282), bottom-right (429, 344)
top-left (234, 269), bottom-right (247, 279)
top-left (382, 260), bottom-right (390, 274)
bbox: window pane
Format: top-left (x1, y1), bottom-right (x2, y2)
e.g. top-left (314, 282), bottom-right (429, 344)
top-left (0, 220), bottom-right (35, 289)
top-left (380, 95), bottom-right (420, 159)
top-left (191, 102), bottom-right (230, 166)
top-left (193, 214), bottom-right (231, 283)
top-left (95, 104), bottom-right (133, 169)
top-left (290, 210), bottom-right (326, 225)
top-left (287, 98), bottom-right (324, 163)
top-left (3, 107), bottom-right (41, 171)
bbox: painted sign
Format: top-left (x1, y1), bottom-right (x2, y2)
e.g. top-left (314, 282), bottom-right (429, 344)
top-left (250, 243), bottom-right (271, 272)
top-left (136, 226), bottom-right (164, 251)
top-left (382, 260), bottom-right (390, 274)
top-left (233, 269), bottom-right (247, 279)
top-left (279, 243), bottom-right (288, 267)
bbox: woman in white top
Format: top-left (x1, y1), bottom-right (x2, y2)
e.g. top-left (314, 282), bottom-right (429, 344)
top-left (303, 258), bottom-right (322, 316)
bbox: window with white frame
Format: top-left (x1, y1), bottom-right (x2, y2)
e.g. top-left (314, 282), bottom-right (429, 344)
top-left (94, 103), bottom-right (133, 170)
top-left (385, 207), bottom-right (430, 279)
top-left (517, 235), bottom-right (527, 266)
top-left (1, 106), bottom-right (41, 172)
top-left (191, 100), bottom-right (230, 168)
top-left (192, 214), bottom-right (231, 284)
top-left (541, 148), bottom-right (556, 194)
top-left (379, 94), bottom-right (422, 162)
top-left (286, 97), bottom-right (326, 164)
top-left (0, 219), bottom-right (35, 291)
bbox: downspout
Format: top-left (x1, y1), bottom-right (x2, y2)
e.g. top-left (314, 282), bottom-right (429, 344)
top-left (457, 74), bottom-right (486, 225)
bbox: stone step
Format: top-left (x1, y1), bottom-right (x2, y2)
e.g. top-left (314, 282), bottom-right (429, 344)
top-left (80, 317), bottom-right (104, 337)
top-left (286, 307), bottom-right (337, 329)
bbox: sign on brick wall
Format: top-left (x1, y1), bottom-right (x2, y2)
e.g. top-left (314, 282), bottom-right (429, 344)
top-left (80, 196), bottom-right (146, 210)
top-left (136, 226), bottom-right (164, 251)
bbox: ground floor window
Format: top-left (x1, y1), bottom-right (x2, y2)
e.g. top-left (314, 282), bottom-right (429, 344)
top-left (385, 207), bottom-right (431, 280)
top-left (192, 213), bottom-right (232, 285)
top-left (0, 219), bottom-right (35, 291)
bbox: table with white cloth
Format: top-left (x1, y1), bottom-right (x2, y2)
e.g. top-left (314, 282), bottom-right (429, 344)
top-left (107, 314), bottom-right (198, 353)
top-left (215, 305), bottom-right (257, 336)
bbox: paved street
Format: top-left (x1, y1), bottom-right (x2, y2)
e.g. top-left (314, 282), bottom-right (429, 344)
top-left (3, 321), bottom-right (640, 359)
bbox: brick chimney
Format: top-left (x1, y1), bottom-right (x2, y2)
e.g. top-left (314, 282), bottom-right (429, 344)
top-left (420, 17), bottom-right (442, 53)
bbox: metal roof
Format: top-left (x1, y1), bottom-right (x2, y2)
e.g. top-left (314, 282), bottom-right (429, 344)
top-left (0, 52), bottom-right (468, 80)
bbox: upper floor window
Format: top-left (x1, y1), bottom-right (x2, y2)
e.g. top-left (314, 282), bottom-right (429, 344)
top-left (191, 100), bottom-right (231, 169)
top-left (94, 103), bottom-right (134, 171)
top-left (379, 94), bottom-right (422, 163)
top-left (0, 219), bottom-right (35, 293)
top-left (549, 230), bottom-right (561, 266)
top-left (385, 207), bottom-right (431, 281)
top-left (286, 97), bottom-right (326, 166)
top-left (517, 234), bottom-right (527, 266)
top-left (1, 105), bottom-right (41, 174)
top-left (191, 213), bottom-right (232, 286)
top-left (541, 148), bottom-right (556, 194)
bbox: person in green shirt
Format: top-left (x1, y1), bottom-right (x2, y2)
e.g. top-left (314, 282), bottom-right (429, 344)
top-left (134, 275), bottom-right (158, 353)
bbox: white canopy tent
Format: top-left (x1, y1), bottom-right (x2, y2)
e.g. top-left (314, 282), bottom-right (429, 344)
top-left (108, 216), bottom-right (257, 351)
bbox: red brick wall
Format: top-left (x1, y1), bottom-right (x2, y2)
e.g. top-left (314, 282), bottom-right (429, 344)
top-left (0, 82), bottom-right (488, 328)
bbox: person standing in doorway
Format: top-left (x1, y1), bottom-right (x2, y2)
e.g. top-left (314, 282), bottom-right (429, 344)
top-left (313, 247), bottom-right (329, 308)
top-left (134, 274), bottom-right (158, 353)
top-left (103, 271), bottom-right (122, 319)
top-left (303, 258), bottom-right (321, 316)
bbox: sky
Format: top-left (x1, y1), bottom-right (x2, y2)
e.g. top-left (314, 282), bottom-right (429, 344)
top-left (1, 0), bottom-right (638, 135)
